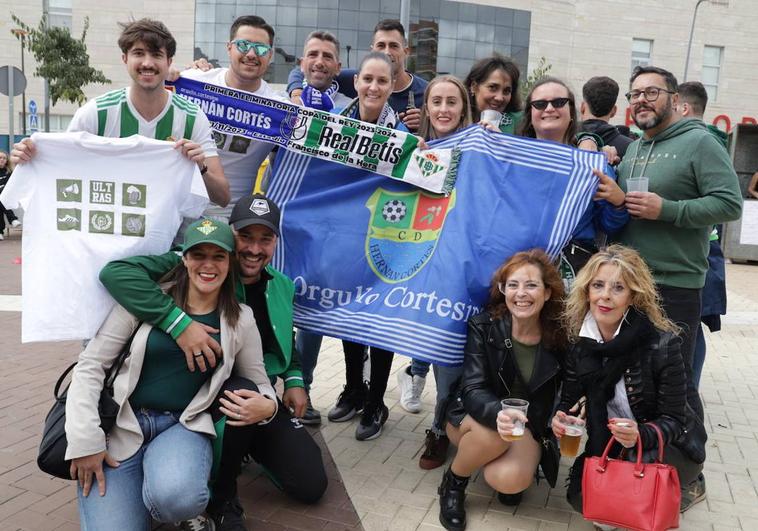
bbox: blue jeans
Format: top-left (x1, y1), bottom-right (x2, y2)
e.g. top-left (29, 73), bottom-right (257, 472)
top-left (78, 409), bottom-right (212, 530)
top-left (431, 364), bottom-right (463, 435)
top-left (405, 359), bottom-right (462, 433)
top-left (296, 329), bottom-right (323, 392)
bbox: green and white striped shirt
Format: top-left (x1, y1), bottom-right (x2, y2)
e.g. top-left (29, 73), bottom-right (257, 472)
top-left (67, 87), bottom-right (218, 158)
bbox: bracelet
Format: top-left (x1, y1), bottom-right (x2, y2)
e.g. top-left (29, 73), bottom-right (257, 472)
top-left (199, 163), bottom-right (208, 175)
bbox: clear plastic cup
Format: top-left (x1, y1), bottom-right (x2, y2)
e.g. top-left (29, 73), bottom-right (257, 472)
top-left (626, 177), bottom-right (649, 193)
top-left (481, 109), bottom-right (503, 124)
top-left (559, 419), bottom-right (585, 457)
top-left (500, 398), bottom-right (529, 441)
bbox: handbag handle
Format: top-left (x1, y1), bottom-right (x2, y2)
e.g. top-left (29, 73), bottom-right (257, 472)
top-left (597, 431), bottom-right (645, 478)
top-left (646, 422), bottom-right (666, 463)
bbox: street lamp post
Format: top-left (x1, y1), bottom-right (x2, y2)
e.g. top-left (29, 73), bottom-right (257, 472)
top-left (10, 29), bottom-right (28, 135)
top-left (683, 0), bottom-right (729, 81)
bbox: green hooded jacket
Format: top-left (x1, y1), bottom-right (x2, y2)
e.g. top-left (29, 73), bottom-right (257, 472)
top-left (615, 118), bottom-right (742, 289)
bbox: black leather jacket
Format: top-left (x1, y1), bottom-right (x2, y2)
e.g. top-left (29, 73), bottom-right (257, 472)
top-left (558, 328), bottom-right (705, 462)
top-left (452, 311), bottom-right (563, 441)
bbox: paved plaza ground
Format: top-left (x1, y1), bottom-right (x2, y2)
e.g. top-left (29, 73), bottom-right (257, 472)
top-left (0, 228), bottom-right (756, 530)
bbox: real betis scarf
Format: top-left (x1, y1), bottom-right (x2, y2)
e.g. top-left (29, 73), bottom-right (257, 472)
top-left (168, 76), bottom-right (456, 194)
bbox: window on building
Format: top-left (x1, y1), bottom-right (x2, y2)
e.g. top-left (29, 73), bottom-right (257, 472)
top-left (19, 113), bottom-right (73, 133)
top-left (631, 38), bottom-right (653, 72)
top-left (702, 45), bottom-right (723, 101)
top-left (46, 0), bottom-right (73, 30)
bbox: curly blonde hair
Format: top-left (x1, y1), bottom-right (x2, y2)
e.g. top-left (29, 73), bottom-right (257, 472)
top-left (562, 244), bottom-right (678, 340)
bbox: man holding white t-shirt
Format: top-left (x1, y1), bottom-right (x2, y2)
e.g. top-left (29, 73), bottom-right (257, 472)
top-left (11, 18), bottom-right (229, 208)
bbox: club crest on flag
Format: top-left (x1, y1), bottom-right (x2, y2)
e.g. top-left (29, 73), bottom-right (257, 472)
top-left (365, 188), bottom-right (456, 284)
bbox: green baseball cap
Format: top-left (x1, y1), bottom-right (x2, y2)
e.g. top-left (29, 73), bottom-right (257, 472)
top-left (182, 218), bottom-right (235, 254)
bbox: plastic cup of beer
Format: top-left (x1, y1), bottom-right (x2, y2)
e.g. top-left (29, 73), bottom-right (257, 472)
top-left (481, 109), bottom-right (503, 125)
top-left (500, 398), bottom-right (529, 441)
top-left (626, 176), bottom-right (649, 193)
top-left (560, 418), bottom-right (585, 457)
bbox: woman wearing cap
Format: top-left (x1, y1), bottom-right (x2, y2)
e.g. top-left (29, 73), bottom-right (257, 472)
top-left (65, 218), bottom-right (277, 530)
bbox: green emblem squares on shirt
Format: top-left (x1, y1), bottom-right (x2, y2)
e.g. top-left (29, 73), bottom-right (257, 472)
top-left (57, 208), bottom-right (81, 231)
top-left (122, 213), bottom-right (146, 237)
top-left (90, 211), bottom-right (115, 234)
top-left (122, 183), bottom-right (147, 208)
top-left (90, 180), bottom-right (115, 205)
top-left (56, 179), bottom-right (82, 202)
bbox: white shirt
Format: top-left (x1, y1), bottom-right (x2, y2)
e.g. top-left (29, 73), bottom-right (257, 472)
top-left (66, 87), bottom-right (218, 159)
top-left (180, 68), bottom-right (288, 220)
top-left (0, 132), bottom-right (208, 343)
top-left (579, 311), bottom-right (635, 420)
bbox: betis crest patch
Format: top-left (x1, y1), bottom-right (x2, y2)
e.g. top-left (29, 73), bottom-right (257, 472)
top-left (365, 188), bottom-right (456, 284)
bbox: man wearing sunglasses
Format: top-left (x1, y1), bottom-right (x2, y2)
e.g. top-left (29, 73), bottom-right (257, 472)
top-left (178, 15), bottom-right (288, 222)
top-left (613, 65), bottom-right (742, 511)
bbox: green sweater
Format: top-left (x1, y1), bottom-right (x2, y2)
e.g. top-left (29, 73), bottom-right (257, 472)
top-left (616, 118), bottom-right (742, 288)
top-left (99, 253), bottom-right (304, 389)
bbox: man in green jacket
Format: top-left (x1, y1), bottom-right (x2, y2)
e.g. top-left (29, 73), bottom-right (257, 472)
top-left (617, 65), bottom-right (742, 512)
top-left (100, 194), bottom-right (327, 528)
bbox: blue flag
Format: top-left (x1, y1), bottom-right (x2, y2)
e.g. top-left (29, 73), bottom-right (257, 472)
top-left (268, 126), bottom-right (603, 366)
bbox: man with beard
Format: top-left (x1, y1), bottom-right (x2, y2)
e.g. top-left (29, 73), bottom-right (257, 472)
top-left (615, 65), bottom-right (742, 511)
top-left (579, 76), bottom-right (634, 159)
top-left (99, 194), bottom-right (327, 529)
top-left (287, 19), bottom-right (427, 131)
top-left (297, 30), bottom-right (352, 111)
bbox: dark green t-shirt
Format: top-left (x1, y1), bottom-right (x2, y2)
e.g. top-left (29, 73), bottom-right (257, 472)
top-left (130, 310), bottom-right (221, 411)
top-left (508, 338), bottom-right (538, 398)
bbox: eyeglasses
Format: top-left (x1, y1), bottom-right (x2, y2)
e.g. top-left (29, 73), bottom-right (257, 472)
top-left (625, 87), bottom-right (675, 103)
top-left (530, 98), bottom-right (570, 111)
top-left (231, 39), bottom-right (272, 57)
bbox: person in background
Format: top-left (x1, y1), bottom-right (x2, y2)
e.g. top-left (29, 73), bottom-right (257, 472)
top-left (0, 150), bottom-right (21, 239)
top-left (676, 80), bottom-right (728, 390)
top-left (394, 75), bottom-right (473, 470)
top-left (464, 54), bottom-right (523, 135)
top-left (438, 250), bottom-right (565, 530)
top-left (287, 19), bottom-right (427, 132)
top-left (579, 76), bottom-right (633, 159)
top-left (554, 245), bottom-right (706, 515)
top-left (66, 218), bottom-right (277, 530)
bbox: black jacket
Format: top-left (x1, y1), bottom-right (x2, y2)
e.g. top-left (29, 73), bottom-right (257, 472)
top-left (452, 311), bottom-right (563, 442)
top-left (558, 319), bottom-right (705, 463)
top-left (581, 119), bottom-right (634, 159)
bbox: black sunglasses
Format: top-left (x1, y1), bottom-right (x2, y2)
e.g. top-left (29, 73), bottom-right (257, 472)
top-left (530, 98), bottom-right (570, 111)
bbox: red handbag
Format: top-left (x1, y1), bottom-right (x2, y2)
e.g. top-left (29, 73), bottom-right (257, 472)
top-left (582, 423), bottom-right (681, 531)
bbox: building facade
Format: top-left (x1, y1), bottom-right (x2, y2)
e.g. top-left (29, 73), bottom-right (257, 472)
top-left (1, 0), bottom-right (756, 149)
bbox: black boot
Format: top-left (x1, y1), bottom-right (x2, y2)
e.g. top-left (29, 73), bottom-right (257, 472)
top-left (438, 468), bottom-right (468, 530)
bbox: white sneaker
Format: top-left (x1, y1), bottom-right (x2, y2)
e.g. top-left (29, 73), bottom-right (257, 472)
top-left (10, 220), bottom-right (20, 228)
top-left (0, 234), bottom-right (4, 240)
top-left (397, 366), bottom-right (425, 413)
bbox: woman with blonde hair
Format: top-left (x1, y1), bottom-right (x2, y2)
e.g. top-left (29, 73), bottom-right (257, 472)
top-left (553, 244), bottom-right (706, 516)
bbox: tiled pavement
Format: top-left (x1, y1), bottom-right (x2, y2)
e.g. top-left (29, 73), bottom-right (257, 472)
top-left (0, 228), bottom-right (757, 530)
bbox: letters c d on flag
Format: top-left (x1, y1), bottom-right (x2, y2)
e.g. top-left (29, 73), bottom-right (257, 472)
top-left (364, 188), bottom-right (456, 284)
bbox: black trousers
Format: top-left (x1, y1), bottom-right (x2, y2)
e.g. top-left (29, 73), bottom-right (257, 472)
top-left (658, 285), bottom-right (704, 421)
top-left (0, 202), bottom-right (17, 232)
top-left (212, 377), bottom-right (327, 505)
top-left (342, 340), bottom-right (394, 407)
